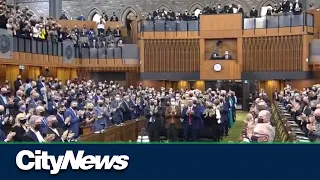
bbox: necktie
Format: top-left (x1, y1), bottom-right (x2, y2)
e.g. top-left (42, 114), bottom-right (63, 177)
top-left (42, 118), bottom-right (47, 125)
top-left (188, 107), bottom-right (192, 125)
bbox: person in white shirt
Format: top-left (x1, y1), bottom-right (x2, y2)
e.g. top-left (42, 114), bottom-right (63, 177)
top-left (23, 115), bottom-right (55, 142)
top-left (32, 24), bottom-right (41, 39)
top-left (97, 18), bottom-right (106, 36)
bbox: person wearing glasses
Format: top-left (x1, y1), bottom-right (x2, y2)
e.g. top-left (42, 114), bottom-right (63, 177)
top-left (250, 123), bottom-right (275, 143)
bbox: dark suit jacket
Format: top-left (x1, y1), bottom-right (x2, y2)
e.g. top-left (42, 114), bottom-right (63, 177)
top-left (165, 106), bottom-right (181, 129)
top-left (110, 16), bottom-right (119, 21)
top-left (14, 80), bottom-right (22, 93)
top-left (0, 128), bottom-right (6, 141)
top-left (144, 105), bottom-right (161, 128)
top-left (12, 125), bottom-right (26, 142)
top-left (45, 127), bottom-right (64, 142)
top-left (224, 54), bottom-right (233, 60)
top-left (182, 106), bottom-right (201, 130)
top-left (238, 8), bottom-right (244, 14)
top-left (249, 9), bottom-right (258, 18)
top-left (23, 130), bottom-right (44, 142)
top-left (0, 95), bottom-right (11, 112)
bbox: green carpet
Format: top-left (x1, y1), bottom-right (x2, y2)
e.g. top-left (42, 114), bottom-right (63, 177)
top-left (222, 111), bottom-right (247, 142)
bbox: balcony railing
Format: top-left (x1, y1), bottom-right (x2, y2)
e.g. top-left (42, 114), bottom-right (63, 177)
top-left (137, 12), bottom-right (314, 32)
top-left (243, 12), bottom-right (314, 29)
top-left (138, 20), bottom-right (199, 32)
top-left (12, 36), bottom-right (139, 60)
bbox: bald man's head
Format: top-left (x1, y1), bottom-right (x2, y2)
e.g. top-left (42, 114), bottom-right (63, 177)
top-left (251, 123), bottom-right (275, 143)
top-left (258, 110), bottom-right (271, 123)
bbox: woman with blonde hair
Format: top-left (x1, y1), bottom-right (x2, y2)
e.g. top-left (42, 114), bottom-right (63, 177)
top-left (11, 113), bottom-right (28, 142)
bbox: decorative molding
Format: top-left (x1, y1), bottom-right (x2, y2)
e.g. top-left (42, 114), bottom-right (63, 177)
top-left (120, 6), bottom-right (138, 23)
top-left (188, 2), bottom-right (204, 13)
top-left (86, 7), bottom-right (103, 21)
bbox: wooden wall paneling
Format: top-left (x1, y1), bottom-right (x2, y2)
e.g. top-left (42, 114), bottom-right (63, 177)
top-left (290, 36), bottom-right (295, 71)
top-left (299, 36), bottom-right (303, 71)
top-left (195, 40), bottom-right (200, 72)
top-left (31, 53), bottom-right (37, 64)
top-left (295, 36), bottom-right (300, 71)
top-left (252, 38), bottom-right (256, 71)
top-left (6, 65), bottom-right (20, 87)
top-left (257, 37), bottom-right (262, 71)
top-left (263, 37), bottom-right (267, 71)
top-left (165, 40), bottom-right (170, 72)
top-left (0, 65), bottom-right (6, 85)
top-left (43, 54), bottom-right (49, 65)
top-left (17, 52), bottom-right (25, 64)
top-left (188, 40), bottom-right (193, 72)
top-left (144, 40), bottom-right (149, 72)
top-left (243, 38), bottom-right (247, 71)
top-left (174, 40), bottom-right (178, 72)
top-left (37, 54), bottom-right (43, 65)
top-left (20, 66), bottom-right (29, 81)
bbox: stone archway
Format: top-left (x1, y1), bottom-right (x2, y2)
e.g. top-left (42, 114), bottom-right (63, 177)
top-left (86, 7), bottom-right (103, 21)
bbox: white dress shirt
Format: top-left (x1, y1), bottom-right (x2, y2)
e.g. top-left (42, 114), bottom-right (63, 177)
top-left (31, 128), bottom-right (45, 143)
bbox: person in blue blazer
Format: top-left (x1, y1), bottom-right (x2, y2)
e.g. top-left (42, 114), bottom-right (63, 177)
top-left (64, 101), bottom-right (81, 138)
top-left (182, 99), bottom-right (201, 141)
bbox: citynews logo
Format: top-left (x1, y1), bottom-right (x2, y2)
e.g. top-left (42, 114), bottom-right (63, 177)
top-left (15, 150), bottom-right (129, 175)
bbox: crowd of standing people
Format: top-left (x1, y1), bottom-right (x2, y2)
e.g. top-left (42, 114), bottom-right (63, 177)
top-left (0, 74), bottom-right (238, 143)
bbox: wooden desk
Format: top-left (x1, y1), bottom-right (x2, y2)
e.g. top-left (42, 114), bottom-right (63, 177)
top-left (79, 117), bottom-right (146, 142)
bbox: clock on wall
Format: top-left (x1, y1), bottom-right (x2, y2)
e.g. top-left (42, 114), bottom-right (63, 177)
top-left (213, 63), bottom-right (222, 72)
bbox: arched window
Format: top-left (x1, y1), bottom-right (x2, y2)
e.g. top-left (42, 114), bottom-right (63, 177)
top-left (92, 13), bottom-right (101, 23)
top-left (223, 4), bottom-right (238, 13)
top-left (261, 4), bottom-right (273, 16)
top-left (126, 11), bottom-right (136, 20)
top-left (194, 9), bottom-right (202, 17)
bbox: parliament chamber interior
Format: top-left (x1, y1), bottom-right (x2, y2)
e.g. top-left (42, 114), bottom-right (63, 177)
top-left (0, 0), bottom-right (319, 143)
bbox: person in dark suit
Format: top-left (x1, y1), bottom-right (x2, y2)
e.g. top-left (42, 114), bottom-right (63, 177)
top-left (110, 94), bottom-right (124, 125)
top-left (0, 105), bottom-right (13, 135)
top-left (11, 113), bottom-right (27, 142)
top-left (36, 76), bottom-right (46, 94)
top-left (35, 106), bottom-right (48, 134)
top-left (64, 101), bottom-right (82, 138)
top-left (145, 99), bottom-right (161, 142)
top-left (282, 0), bottom-right (291, 13)
top-left (46, 96), bottom-right (60, 115)
top-left (220, 94), bottom-right (230, 137)
top-left (292, 0), bottom-right (302, 15)
top-left (224, 50), bottom-right (233, 60)
top-left (182, 99), bottom-right (201, 141)
top-left (56, 103), bottom-right (70, 130)
top-left (23, 115), bottom-right (55, 142)
top-left (110, 12), bottom-right (119, 21)
top-left (249, 7), bottom-right (258, 18)
top-left (237, 4), bottom-right (244, 14)
top-left (14, 75), bottom-right (23, 94)
top-left (203, 101), bottom-right (222, 141)
top-left (227, 4), bottom-right (234, 13)
top-left (0, 130), bottom-right (15, 142)
top-left (165, 98), bottom-right (182, 142)
top-left (45, 115), bottom-right (74, 142)
top-left (0, 87), bottom-right (13, 115)
top-left (13, 90), bottom-right (24, 112)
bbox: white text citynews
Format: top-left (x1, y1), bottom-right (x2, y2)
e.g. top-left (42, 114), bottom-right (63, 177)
top-left (16, 150), bottom-right (129, 175)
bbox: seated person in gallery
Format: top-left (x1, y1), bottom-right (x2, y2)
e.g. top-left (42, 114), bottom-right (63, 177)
top-left (223, 51), bottom-right (232, 60)
top-left (210, 50), bottom-right (220, 60)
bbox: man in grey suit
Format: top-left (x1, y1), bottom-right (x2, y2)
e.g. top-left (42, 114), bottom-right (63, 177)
top-left (110, 94), bottom-right (123, 125)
